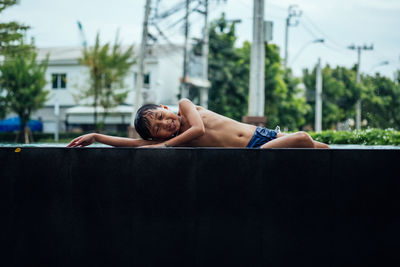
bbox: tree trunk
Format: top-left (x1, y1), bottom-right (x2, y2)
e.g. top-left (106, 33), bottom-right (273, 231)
top-left (15, 116), bottom-right (27, 143)
top-left (101, 86), bottom-right (112, 130)
top-left (24, 126), bottom-right (30, 144)
top-left (17, 114), bottom-right (32, 144)
top-left (94, 83), bottom-right (99, 132)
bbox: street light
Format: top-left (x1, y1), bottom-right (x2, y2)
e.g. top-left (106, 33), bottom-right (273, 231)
top-left (227, 19), bottom-right (242, 24)
top-left (290, 38), bottom-right (324, 66)
top-left (369, 60), bottom-right (389, 72)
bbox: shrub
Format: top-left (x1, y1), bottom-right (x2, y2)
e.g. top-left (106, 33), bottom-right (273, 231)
top-left (309, 129), bottom-right (400, 146)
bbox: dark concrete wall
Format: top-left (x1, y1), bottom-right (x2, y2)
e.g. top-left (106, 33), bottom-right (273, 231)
top-left (0, 148), bottom-right (399, 267)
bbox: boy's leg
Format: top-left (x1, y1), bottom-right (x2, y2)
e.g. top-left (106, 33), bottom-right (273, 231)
top-left (261, 131), bottom-right (328, 149)
top-left (313, 140), bottom-right (330, 148)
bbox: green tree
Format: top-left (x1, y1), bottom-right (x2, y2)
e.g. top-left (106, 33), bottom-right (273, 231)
top-left (303, 64), bottom-right (360, 129)
top-left (208, 14), bottom-right (308, 129)
top-left (0, 48), bottom-right (49, 143)
top-left (263, 43), bottom-right (286, 128)
top-left (264, 44), bottom-right (308, 130)
top-left (0, 0), bottom-right (32, 55)
top-left (100, 34), bottom-right (135, 124)
top-left (280, 68), bottom-right (309, 130)
top-left (362, 73), bottom-right (400, 129)
top-left (0, 0), bottom-right (32, 118)
top-left (80, 32), bottom-right (135, 131)
top-left (208, 14), bottom-right (249, 121)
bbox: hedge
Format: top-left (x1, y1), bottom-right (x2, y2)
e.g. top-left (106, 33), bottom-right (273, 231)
top-left (309, 129), bottom-right (400, 146)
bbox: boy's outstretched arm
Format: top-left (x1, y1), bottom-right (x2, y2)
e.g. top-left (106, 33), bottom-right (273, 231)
top-left (66, 133), bottom-right (160, 148)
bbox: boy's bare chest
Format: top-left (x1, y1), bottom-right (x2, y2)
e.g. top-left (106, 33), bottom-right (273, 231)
top-left (184, 112), bottom-right (255, 147)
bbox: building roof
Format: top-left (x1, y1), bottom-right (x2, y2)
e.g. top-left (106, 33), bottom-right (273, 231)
top-left (65, 104), bottom-right (179, 125)
top-left (36, 44), bottom-right (183, 63)
top-left (66, 104), bottom-right (179, 115)
top-left (66, 105), bottom-right (133, 115)
top-left (37, 47), bottom-right (83, 61)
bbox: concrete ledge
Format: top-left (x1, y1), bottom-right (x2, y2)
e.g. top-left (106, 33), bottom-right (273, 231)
top-left (1, 148), bottom-right (399, 267)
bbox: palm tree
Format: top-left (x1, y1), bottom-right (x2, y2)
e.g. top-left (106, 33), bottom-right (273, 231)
top-left (80, 32), bottom-right (135, 131)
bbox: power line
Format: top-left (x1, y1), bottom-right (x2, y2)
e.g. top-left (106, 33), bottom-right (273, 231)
top-left (299, 22), bottom-right (351, 56)
top-left (302, 13), bottom-right (347, 50)
top-left (302, 13), bottom-right (392, 65)
top-left (372, 49), bottom-right (393, 63)
top-left (153, 2), bottom-right (203, 37)
top-left (301, 13), bottom-right (395, 68)
top-left (323, 42), bottom-right (351, 55)
top-left (296, 13), bottom-right (356, 57)
top-left (300, 22), bottom-right (319, 39)
top-left (153, 0), bottom-right (187, 21)
top-left (153, 0), bottom-right (227, 48)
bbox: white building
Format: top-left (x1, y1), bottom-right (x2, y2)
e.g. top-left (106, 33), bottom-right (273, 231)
top-left (32, 44), bottom-right (183, 133)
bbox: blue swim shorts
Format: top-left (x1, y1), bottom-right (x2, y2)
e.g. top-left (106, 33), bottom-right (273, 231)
top-left (246, 127), bottom-right (278, 148)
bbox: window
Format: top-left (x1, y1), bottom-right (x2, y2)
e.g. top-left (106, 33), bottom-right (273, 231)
top-left (143, 73), bottom-right (150, 86)
top-left (52, 73), bottom-right (67, 89)
top-left (134, 72), bottom-right (150, 88)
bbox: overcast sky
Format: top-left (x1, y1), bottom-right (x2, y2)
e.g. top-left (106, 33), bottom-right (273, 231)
top-left (2, 0), bottom-right (400, 79)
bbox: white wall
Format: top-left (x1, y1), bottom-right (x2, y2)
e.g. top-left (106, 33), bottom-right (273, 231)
top-left (156, 47), bottom-right (183, 105)
top-left (33, 45), bottom-right (183, 132)
top-left (44, 64), bottom-right (87, 107)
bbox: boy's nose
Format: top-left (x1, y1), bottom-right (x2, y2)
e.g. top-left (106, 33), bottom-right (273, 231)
top-left (161, 119), bottom-right (172, 129)
top-left (161, 120), bottom-right (169, 128)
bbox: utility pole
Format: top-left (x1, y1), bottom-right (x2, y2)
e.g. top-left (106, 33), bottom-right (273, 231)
top-left (200, 0), bottom-right (209, 108)
top-left (348, 43), bottom-right (373, 130)
top-left (128, 0), bottom-right (151, 137)
top-left (315, 58), bottom-right (322, 132)
top-left (54, 98), bottom-right (60, 142)
top-left (248, 0), bottom-right (265, 119)
top-left (131, 0), bottom-right (151, 134)
top-left (181, 0), bottom-right (190, 99)
top-left (284, 5), bottom-right (302, 69)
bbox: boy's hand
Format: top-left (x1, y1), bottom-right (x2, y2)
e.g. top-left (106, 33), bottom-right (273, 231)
top-left (67, 133), bottom-right (96, 148)
top-left (140, 143), bottom-right (167, 148)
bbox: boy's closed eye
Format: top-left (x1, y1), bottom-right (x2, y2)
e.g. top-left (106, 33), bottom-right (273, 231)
top-left (156, 113), bottom-right (163, 134)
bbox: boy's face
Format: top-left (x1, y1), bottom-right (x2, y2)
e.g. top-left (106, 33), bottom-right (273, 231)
top-left (145, 106), bottom-right (181, 140)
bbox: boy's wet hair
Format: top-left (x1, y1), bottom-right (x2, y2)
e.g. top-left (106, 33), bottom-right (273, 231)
top-left (134, 104), bottom-right (160, 140)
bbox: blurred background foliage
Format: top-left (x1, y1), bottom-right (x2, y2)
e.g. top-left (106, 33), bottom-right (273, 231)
top-left (0, 0), bottom-right (49, 142)
top-left (206, 15), bottom-right (400, 132)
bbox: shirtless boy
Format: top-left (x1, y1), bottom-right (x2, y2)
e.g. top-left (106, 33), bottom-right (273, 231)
top-left (67, 98), bottom-right (329, 149)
